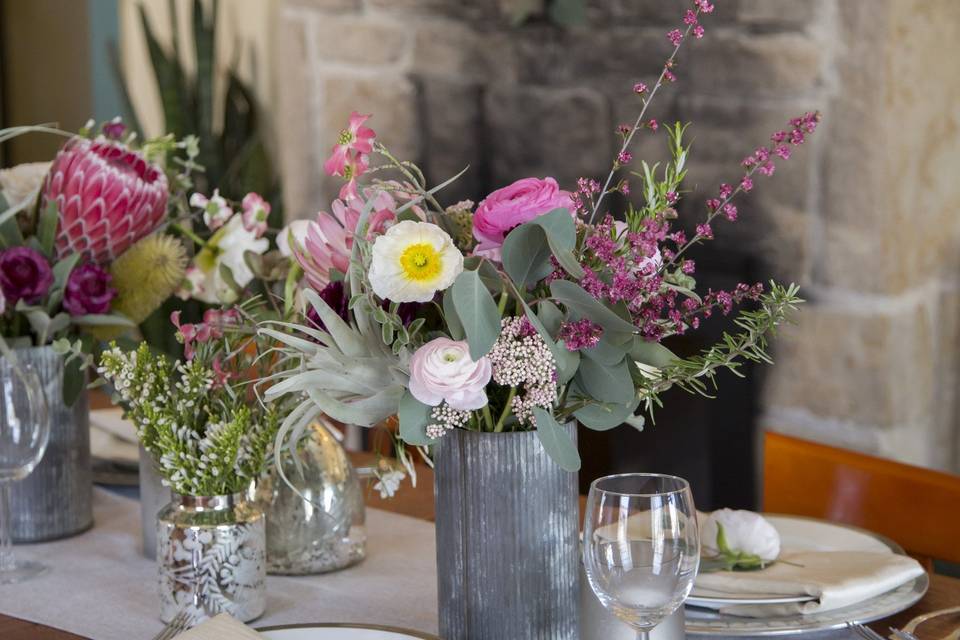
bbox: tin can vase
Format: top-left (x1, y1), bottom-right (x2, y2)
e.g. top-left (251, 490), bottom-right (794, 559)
top-left (253, 422), bottom-right (366, 575)
top-left (8, 345), bottom-right (92, 542)
top-left (434, 425), bottom-right (580, 640)
top-left (139, 445), bottom-right (170, 560)
top-left (156, 493), bottom-right (266, 623)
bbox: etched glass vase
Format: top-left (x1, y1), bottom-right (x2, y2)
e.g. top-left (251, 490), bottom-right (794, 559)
top-left (156, 493), bottom-right (266, 623)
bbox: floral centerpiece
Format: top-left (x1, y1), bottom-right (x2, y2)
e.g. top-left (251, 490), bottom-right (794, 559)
top-left (0, 119), bottom-right (193, 542)
top-left (261, 2), bottom-right (817, 638)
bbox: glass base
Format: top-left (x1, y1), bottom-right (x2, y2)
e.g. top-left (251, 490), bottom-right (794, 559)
top-left (0, 558), bottom-right (47, 584)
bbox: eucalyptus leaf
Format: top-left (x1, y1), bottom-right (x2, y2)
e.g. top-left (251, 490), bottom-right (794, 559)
top-left (576, 356), bottom-right (634, 404)
top-left (533, 407), bottom-right (580, 472)
top-left (630, 338), bottom-right (679, 368)
top-left (581, 335), bottom-right (628, 366)
top-left (398, 390), bottom-right (438, 446)
top-left (62, 354), bottom-right (85, 406)
top-left (72, 313), bottom-right (137, 328)
top-left (501, 224), bottom-right (553, 286)
top-left (574, 395), bottom-right (641, 431)
top-left (451, 269), bottom-right (500, 360)
top-left (550, 280), bottom-right (638, 341)
top-left (442, 287), bottom-right (465, 341)
top-left (537, 301), bottom-right (564, 338)
top-left (554, 341), bottom-right (581, 384)
top-left (463, 256), bottom-right (503, 291)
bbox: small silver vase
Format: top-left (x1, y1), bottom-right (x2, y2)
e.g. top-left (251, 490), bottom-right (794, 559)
top-left (253, 422), bottom-right (366, 575)
top-left (156, 493), bottom-right (266, 623)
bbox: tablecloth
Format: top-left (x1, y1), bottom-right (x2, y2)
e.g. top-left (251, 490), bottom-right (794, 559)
top-left (0, 488), bottom-right (439, 639)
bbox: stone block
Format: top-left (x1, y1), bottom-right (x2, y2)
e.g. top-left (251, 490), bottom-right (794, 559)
top-left (687, 31), bottom-right (823, 97)
top-left (483, 84), bottom-right (612, 190)
top-left (763, 300), bottom-right (935, 431)
top-left (313, 15), bottom-right (410, 66)
top-left (274, 12), bottom-right (323, 219)
top-left (417, 77), bottom-right (484, 203)
top-left (731, 0), bottom-right (822, 27)
top-left (365, 0), bottom-right (499, 22)
top-left (282, 0), bottom-right (360, 12)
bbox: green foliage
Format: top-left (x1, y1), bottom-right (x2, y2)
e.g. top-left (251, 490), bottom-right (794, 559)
top-left (451, 269), bottom-right (500, 360)
top-left (398, 390), bottom-right (438, 446)
top-left (502, 208), bottom-right (582, 286)
top-left (533, 407), bottom-right (580, 472)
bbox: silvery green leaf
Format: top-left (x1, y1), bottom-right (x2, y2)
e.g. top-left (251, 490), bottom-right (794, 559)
top-left (623, 413), bottom-right (645, 432)
top-left (303, 288), bottom-right (365, 357)
top-left (72, 313), bottom-right (136, 328)
top-left (259, 328), bottom-right (324, 356)
top-left (630, 338), bottom-right (678, 368)
top-left (501, 223), bottom-right (552, 286)
top-left (260, 320), bottom-right (332, 346)
top-left (451, 269), bottom-right (500, 360)
top-left (398, 390), bottom-right (438, 446)
top-left (554, 340), bottom-right (580, 384)
top-left (533, 407), bottom-right (580, 472)
top-left (536, 300), bottom-right (564, 337)
top-left (581, 335), bottom-right (628, 365)
top-left (576, 356), bottom-right (634, 404)
top-left (574, 395), bottom-right (641, 431)
top-left (550, 280), bottom-right (637, 341)
top-left (442, 287), bottom-right (464, 340)
top-left (381, 321), bottom-right (395, 345)
top-left (462, 256), bottom-right (503, 291)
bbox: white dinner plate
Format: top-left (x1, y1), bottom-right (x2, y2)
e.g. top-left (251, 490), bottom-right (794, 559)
top-left (688, 514), bottom-right (891, 608)
top-left (258, 623), bottom-right (439, 640)
top-left (685, 515), bottom-right (929, 635)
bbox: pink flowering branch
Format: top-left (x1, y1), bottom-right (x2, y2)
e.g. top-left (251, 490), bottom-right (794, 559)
top-left (588, 0), bottom-right (714, 224)
top-left (665, 111), bottom-right (821, 269)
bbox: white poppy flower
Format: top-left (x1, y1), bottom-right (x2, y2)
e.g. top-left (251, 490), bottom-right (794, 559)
top-left (368, 221), bottom-right (463, 303)
top-left (701, 508), bottom-right (781, 566)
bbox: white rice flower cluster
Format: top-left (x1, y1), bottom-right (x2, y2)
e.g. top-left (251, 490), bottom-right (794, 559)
top-left (425, 403), bottom-right (470, 439)
top-left (487, 317), bottom-right (558, 425)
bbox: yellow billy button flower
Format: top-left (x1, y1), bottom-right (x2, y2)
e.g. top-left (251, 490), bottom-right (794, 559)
top-left (369, 221), bottom-right (464, 303)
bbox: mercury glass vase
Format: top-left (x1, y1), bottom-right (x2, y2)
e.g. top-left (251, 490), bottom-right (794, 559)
top-left (156, 493), bottom-right (266, 623)
top-left (8, 346), bottom-right (92, 542)
top-left (253, 422), bottom-right (366, 575)
top-left (434, 425), bottom-right (580, 640)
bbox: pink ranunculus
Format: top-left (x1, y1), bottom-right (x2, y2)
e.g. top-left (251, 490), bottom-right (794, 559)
top-left (472, 177), bottom-right (574, 261)
top-left (408, 337), bottom-right (492, 411)
top-left (42, 137), bottom-right (169, 264)
top-left (62, 263), bottom-right (116, 315)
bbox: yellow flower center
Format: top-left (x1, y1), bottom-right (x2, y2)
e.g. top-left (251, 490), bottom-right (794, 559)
top-left (399, 243), bottom-right (442, 281)
top-left (337, 129), bottom-right (354, 145)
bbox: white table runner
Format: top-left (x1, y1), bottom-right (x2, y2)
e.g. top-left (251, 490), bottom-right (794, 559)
top-left (0, 489), bottom-right (439, 639)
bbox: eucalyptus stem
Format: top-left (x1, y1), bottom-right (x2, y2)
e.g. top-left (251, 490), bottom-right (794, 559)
top-left (481, 404), bottom-right (495, 432)
top-left (494, 387), bottom-right (517, 432)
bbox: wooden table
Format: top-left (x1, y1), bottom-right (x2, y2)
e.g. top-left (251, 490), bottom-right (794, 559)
top-left (2, 457), bottom-right (958, 639)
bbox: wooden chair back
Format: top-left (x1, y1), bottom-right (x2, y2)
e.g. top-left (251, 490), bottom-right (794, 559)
top-left (763, 431), bottom-right (960, 565)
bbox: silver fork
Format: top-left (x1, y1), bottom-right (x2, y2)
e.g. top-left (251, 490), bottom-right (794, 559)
top-left (151, 609), bottom-right (194, 640)
top-left (849, 622), bottom-right (888, 640)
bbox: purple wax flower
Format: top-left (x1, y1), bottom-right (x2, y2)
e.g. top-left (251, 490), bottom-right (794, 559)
top-left (63, 263), bottom-right (116, 315)
top-left (0, 247), bottom-right (54, 305)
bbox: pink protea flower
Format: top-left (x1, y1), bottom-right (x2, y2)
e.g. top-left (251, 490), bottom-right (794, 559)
top-left (293, 191), bottom-right (397, 291)
top-left (41, 137), bottom-right (169, 264)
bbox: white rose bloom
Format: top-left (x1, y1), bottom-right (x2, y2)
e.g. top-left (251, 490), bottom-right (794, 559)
top-left (0, 162), bottom-right (50, 206)
top-left (369, 221), bottom-right (463, 303)
top-left (701, 508), bottom-right (781, 563)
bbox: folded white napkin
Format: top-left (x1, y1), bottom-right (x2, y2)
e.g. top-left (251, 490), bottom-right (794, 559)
top-left (173, 613), bottom-right (260, 639)
top-left (694, 550), bottom-right (925, 617)
top-left (89, 408), bottom-right (139, 464)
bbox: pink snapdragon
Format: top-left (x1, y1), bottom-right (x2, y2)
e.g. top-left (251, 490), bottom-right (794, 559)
top-left (409, 338), bottom-right (492, 411)
top-left (472, 177), bottom-right (574, 261)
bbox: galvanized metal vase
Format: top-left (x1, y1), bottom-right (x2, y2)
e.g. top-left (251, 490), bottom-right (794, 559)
top-left (157, 493), bottom-right (266, 623)
top-left (139, 445), bottom-right (171, 560)
top-left (253, 422), bottom-right (366, 575)
top-left (434, 425), bottom-right (580, 640)
top-left (8, 346), bottom-right (92, 542)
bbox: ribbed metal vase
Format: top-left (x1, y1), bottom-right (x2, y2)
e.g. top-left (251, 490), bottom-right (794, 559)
top-left (9, 346), bottom-right (93, 542)
top-left (434, 425), bottom-right (579, 640)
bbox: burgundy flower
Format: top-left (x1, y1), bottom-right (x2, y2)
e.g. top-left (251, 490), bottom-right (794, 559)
top-left (63, 263), bottom-right (116, 315)
top-left (306, 280), bottom-right (421, 333)
top-left (0, 247), bottom-right (54, 305)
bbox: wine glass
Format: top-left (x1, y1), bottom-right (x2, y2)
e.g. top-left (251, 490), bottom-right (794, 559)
top-left (0, 357), bottom-right (50, 584)
top-left (583, 473), bottom-right (700, 640)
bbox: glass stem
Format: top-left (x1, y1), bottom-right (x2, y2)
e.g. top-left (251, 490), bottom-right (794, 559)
top-left (0, 482), bottom-right (14, 572)
top-left (637, 630), bottom-right (651, 640)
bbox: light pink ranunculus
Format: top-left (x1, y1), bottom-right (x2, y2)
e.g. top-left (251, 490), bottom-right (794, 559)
top-left (409, 337), bottom-right (492, 411)
top-left (472, 177), bottom-right (574, 261)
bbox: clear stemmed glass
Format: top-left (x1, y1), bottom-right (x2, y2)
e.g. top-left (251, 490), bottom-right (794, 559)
top-left (0, 358), bottom-right (51, 584)
top-left (583, 473), bottom-right (700, 640)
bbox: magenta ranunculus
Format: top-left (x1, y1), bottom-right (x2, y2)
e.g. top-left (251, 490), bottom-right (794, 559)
top-left (472, 177), bottom-right (575, 261)
top-left (63, 263), bottom-right (116, 315)
top-left (0, 246), bottom-right (54, 305)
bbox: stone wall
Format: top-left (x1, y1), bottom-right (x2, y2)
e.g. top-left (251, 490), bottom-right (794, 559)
top-left (274, 0), bottom-right (960, 471)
